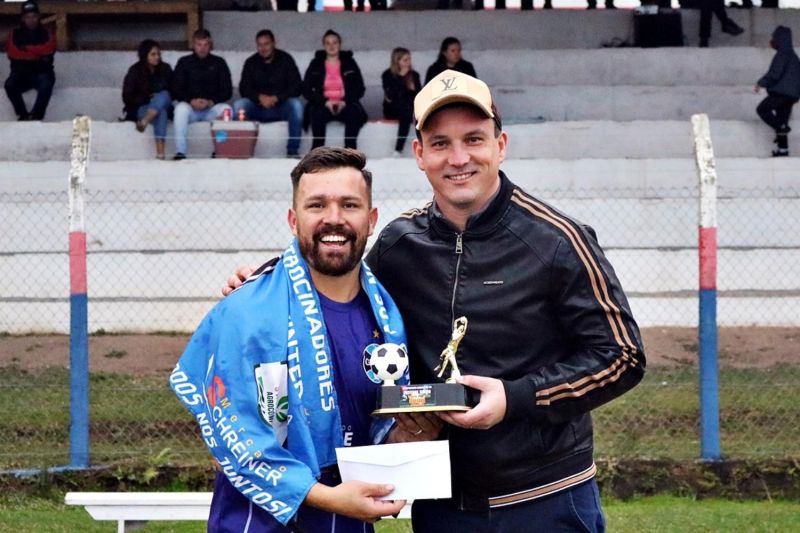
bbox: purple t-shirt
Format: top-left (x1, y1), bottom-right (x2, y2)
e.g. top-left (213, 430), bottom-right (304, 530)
top-left (208, 289), bottom-right (384, 533)
top-left (319, 290), bottom-right (384, 448)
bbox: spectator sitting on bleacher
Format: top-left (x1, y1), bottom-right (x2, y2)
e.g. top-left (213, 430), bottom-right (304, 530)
top-left (4, 1), bottom-right (55, 121)
top-left (233, 29), bottom-right (303, 158)
top-left (303, 29), bottom-right (368, 151)
top-left (381, 47), bottom-right (420, 156)
top-left (755, 26), bottom-right (800, 158)
top-left (122, 39), bottom-right (173, 160)
top-left (171, 29), bottom-right (233, 161)
top-left (424, 37), bottom-right (476, 85)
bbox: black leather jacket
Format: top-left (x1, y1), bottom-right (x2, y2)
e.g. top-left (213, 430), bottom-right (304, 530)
top-left (366, 172), bottom-right (645, 510)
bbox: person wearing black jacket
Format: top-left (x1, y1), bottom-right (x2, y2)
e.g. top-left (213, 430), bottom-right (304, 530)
top-left (4, 1), bottom-right (56, 121)
top-left (755, 26), bottom-right (800, 157)
top-left (424, 37), bottom-right (477, 85)
top-left (368, 71), bottom-right (645, 532)
top-left (303, 30), bottom-right (367, 150)
top-left (381, 47), bottom-right (421, 155)
top-left (233, 30), bottom-right (303, 157)
top-left (171, 29), bottom-right (233, 160)
top-left (122, 39), bottom-right (173, 160)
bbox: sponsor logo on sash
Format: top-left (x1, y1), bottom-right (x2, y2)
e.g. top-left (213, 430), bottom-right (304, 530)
top-left (255, 361), bottom-right (289, 446)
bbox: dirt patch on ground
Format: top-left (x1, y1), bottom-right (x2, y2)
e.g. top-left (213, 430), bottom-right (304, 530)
top-left (0, 327), bottom-right (798, 375)
top-left (0, 333), bottom-right (188, 375)
top-left (641, 327), bottom-right (800, 369)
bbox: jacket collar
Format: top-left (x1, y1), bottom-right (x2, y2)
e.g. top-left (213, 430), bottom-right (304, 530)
top-left (429, 171), bottom-right (513, 237)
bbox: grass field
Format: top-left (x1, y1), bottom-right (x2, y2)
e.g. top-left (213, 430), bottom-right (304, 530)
top-left (2, 366), bottom-right (799, 468)
top-left (1, 495), bottom-right (799, 532)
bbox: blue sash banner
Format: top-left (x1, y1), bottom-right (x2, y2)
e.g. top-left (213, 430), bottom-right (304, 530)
top-left (170, 239), bottom-right (407, 525)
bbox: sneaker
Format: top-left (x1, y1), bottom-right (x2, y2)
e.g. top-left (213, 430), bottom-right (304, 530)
top-left (391, 150), bottom-right (403, 158)
top-left (173, 153), bottom-right (186, 161)
top-left (286, 151), bottom-right (301, 159)
top-left (135, 120), bottom-right (147, 133)
top-left (721, 21), bottom-right (744, 36)
top-left (772, 149), bottom-right (789, 157)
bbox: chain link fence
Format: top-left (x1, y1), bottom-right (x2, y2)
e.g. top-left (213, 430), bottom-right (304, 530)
top-left (1, 181), bottom-right (798, 469)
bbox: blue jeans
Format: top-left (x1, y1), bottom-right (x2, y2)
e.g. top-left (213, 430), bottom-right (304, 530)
top-left (233, 97), bottom-right (303, 155)
top-left (411, 479), bottom-right (606, 533)
top-left (136, 90), bottom-right (171, 140)
top-left (4, 70), bottom-right (55, 120)
top-left (172, 101), bottom-right (232, 155)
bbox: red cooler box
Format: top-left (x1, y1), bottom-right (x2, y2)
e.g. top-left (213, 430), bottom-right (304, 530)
top-left (211, 121), bottom-right (258, 159)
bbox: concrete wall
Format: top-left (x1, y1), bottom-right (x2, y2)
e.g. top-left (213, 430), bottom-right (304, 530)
top-left (3, 158), bottom-right (798, 332)
top-left (4, 156), bottom-right (798, 195)
top-left (0, 48), bottom-right (777, 89)
top-left (1, 119), bottom-right (796, 161)
top-left (0, 84), bottom-right (776, 123)
top-left (203, 9), bottom-right (800, 50)
top-left (4, 6), bottom-right (796, 50)
top-left (15, 9), bottom-right (796, 52)
top-left (0, 47), bottom-right (782, 124)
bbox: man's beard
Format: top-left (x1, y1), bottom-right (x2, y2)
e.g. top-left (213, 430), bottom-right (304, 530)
top-left (298, 223), bottom-right (367, 277)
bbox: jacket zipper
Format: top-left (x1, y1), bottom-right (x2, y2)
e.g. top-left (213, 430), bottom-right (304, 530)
top-left (451, 232), bottom-right (463, 324)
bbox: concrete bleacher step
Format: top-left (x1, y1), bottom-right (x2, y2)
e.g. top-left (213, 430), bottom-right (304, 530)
top-left (6, 157), bottom-right (797, 194)
top-left (2, 84), bottom-right (770, 123)
top-left (0, 119), bottom-right (794, 161)
top-left (5, 49), bottom-right (773, 90)
top-left (495, 85), bottom-right (765, 122)
top-left (503, 119), bottom-right (796, 159)
top-left (0, 48), bottom-right (777, 123)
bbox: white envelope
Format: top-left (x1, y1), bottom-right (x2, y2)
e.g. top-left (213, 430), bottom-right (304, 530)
top-left (335, 440), bottom-right (451, 501)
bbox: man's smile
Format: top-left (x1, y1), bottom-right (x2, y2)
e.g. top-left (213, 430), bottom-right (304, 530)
top-left (444, 171), bottom-right (475, 182)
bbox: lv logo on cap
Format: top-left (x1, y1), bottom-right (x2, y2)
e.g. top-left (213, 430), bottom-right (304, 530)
top-left (432, 77), bottom-right (458, 101)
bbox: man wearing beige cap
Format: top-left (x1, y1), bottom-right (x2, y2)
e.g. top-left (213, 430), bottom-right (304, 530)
top-left (225, 70), bottom-right (645, 532)
top-left (365, 70), bottom-right (646, 531)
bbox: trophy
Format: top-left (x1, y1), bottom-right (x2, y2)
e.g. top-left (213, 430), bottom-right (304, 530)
top-left (372, 316), bottom-right (479, 415)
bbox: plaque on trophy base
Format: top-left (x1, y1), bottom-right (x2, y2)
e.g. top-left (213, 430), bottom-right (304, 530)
top-left (372, 317), bottom-right (478, 416)
top-left (372, 382), bottom-right (478, 415)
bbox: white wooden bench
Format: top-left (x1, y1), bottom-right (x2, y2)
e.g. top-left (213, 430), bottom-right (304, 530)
top-left (65, 492), bottom-right (212, 533)
top-left (65, 492), bottom-right (411, 532)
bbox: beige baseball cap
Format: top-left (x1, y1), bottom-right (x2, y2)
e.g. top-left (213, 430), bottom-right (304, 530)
top-left (414, 69), bottom-right (494, 130)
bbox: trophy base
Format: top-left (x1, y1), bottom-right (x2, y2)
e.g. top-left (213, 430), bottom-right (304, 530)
top-left (372, 383), bottom-right (479, 416)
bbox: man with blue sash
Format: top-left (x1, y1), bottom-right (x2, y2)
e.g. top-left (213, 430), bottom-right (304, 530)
top-left (171, 147), bottom-right (441, 532)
